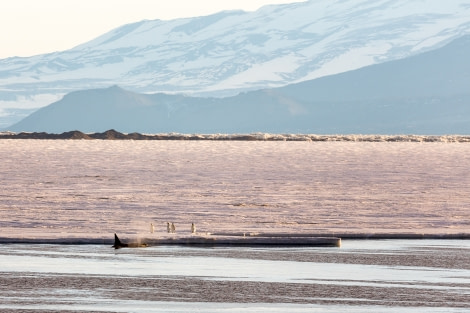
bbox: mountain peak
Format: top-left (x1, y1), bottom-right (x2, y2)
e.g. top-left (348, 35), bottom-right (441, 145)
top-left (106, 85), bottom-right (125, 92)
top-left (3, 1), bottom-right (469, 93)
top-left (1, 0), bottom-right (470, 128)
top-left (6, 35), bottom-right (470, 135)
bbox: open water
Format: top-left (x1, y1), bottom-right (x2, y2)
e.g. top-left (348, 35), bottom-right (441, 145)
top-left (0, 240), bottom-right (469, 312)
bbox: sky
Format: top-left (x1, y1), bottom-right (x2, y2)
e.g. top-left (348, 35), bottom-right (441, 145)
top-left (0, 0), bottom-right (304, 59)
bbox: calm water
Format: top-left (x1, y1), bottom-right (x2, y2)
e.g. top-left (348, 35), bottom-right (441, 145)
top-left (0, 240), bottom-right (469, 312)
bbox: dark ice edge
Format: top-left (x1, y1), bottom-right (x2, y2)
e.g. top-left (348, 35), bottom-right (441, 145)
top-left (0, 233), bottom-right (469, 246)
top-left (0, 235), bottom-right (341, 247)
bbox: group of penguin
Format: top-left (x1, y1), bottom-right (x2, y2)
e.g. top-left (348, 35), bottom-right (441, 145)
top-left (113, 222), bottom-right (197, 249)
top-left (149, 222), bottom-right (196, 234)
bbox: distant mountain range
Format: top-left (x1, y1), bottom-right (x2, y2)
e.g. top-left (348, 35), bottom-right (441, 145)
top-left (1, 0), bottom-right (470, 129)
top-left (7, 35), bottom-right (470, 134)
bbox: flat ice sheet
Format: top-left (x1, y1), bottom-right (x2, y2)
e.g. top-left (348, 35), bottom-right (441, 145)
top-left (0, 140), bottom-right (469, 239)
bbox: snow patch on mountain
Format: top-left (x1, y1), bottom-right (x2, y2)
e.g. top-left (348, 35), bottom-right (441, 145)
top-left (1, 0), bottom-right (470, 127)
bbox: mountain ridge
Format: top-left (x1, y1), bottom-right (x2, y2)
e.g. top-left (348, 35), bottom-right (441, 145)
top-left (1, 1), bottom-right (469, 112)
top-left (6, 35), bottom-right (470, 135)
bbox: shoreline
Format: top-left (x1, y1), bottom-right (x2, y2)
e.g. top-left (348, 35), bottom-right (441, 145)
top-left (1, 129), bottom-right (470, 142)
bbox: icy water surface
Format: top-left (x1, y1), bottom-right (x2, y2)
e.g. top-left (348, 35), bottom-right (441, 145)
top-left (0, 240), bottom-right (469, 312)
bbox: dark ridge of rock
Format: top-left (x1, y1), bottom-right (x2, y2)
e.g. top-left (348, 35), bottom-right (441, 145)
top-left (2, 131), bottom-right (470, 142)
top-left (7, 132), bottom-right (55, 139)
top-left (126, 132), bottom-right (153, 140)
top-left (56, 130), bottom-right (92, 139)
top-left (88, 129), bottom-right (129, 140)
top-left (0, 130), bottom-right (92, 140)
top-left (228, 135), bottom-right (260, 141)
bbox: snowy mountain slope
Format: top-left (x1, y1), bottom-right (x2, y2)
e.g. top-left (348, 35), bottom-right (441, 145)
top-left (7, 35), bottom-right (470, 135)
top-left (1, 0), bottom-right (470, 128)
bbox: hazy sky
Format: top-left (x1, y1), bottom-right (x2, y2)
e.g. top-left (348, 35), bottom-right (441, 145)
top-left (0, 0), bottom-right (304, 59)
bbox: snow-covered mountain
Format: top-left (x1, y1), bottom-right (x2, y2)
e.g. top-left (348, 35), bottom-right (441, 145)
top-left (8, 35), bottom-right (470, 134)
top-left (1, 0), bottom-right (470, 128)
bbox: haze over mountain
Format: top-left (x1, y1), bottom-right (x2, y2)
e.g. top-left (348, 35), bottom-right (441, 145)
top-left (7, 35), bottom-right (470, 135)
top-left (1, 0), bottom-right (470, 128)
